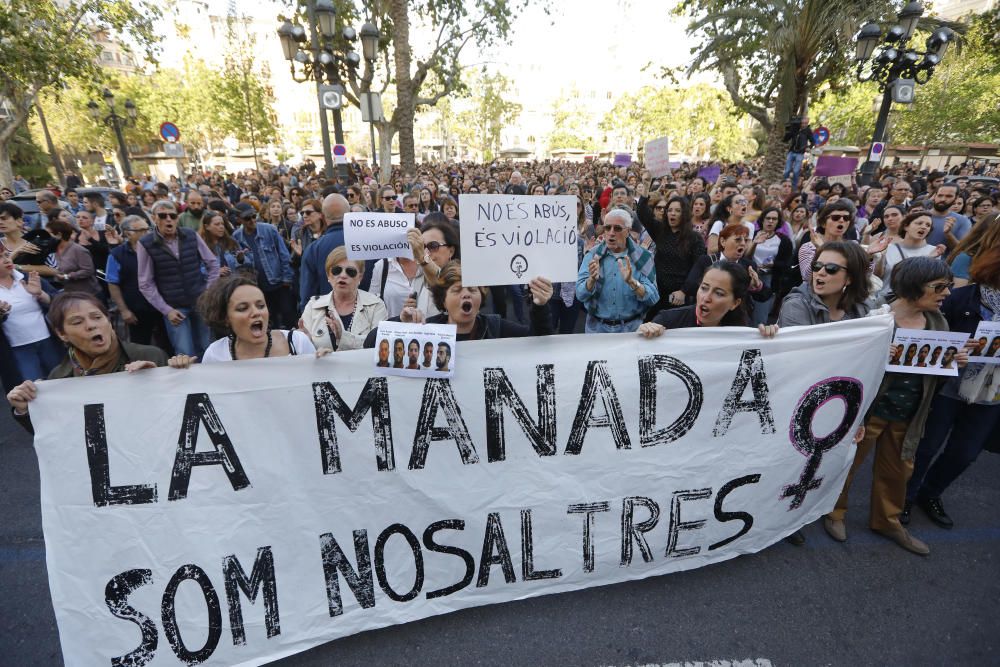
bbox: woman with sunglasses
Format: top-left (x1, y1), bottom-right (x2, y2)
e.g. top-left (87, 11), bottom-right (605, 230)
top-left (825, 257), bottom-right (968, 556)
top-left (779, 241), bottom-right (871, 326)
top-left (300, 246), bottom-right (387, 352)
top-left (403, 214), bottom-right (459, 318)
top-left (798, 201), bottom-right (889, 284)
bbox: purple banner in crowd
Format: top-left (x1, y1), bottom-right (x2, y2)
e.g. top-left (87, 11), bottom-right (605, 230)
top-left (697, 165), bottom-right (721, 183)
top-left (613, 153), bottom-right (632, 167)
top-left (814, 155), bottom-right (858, 177)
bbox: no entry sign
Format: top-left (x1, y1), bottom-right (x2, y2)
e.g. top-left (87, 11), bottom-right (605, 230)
top-left (159, 122), bottom-right (180, 143)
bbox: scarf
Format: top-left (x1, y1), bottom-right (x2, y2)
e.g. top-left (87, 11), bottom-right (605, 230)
top-left (958, 285), bottom-right (1000, 403)
top-left (68, 331), bottom-right (124, 377)
top-left (584, 236), bottom-right (656, 315)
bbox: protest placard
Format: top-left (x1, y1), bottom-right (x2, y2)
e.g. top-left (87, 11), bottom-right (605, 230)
top-left (613, 153), bottom-right (632, 167)
top-left (373, 321), bottom-right (457, 378)
top-left (458, 194), bottom-right (579, 286)
top-left (30, 316), bottom-right (893, 666)
top-left (697, 165), bottom-right (721, 184)
top-left (644, 137), bottom-right (671, 178)
top-left (970, 321), bottom-right (1000, 364)
top-left (814, 155), bottom-right (857, 188)
top-left (887, 328), bottom-right (971, 376)
top-left (344, 212), bottom-right (416, 260)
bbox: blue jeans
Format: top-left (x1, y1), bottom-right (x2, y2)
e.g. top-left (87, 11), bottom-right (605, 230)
top-left (752, 273), bottom-right (775, 326)
top-left (584, 314), bottom-right (642, 334)
top-left (12, 337), bottom-right (65, 381)
top-left (783, 151), bottom-right (805, 187)
top-left (163, 308), bottom-right (212, 358)
top-left (906, 394), bottom-right (1000, 502)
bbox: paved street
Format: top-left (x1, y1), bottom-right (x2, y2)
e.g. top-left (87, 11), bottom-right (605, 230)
top-left (2, 406), bottom-right (997, 666)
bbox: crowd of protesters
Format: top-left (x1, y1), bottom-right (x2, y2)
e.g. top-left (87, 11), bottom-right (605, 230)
top-left (2, 154), bottom-right (999, 555)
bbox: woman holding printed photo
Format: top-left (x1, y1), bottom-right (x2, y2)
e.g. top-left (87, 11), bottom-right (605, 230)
top-left (824, 257), bottom-right (969, 555)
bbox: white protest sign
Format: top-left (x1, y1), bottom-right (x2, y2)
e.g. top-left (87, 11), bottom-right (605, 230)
top-left (344, 212), bottom-right (415, 260)
top-left (970, 321), bottom-right (1000, 364)
top-left (31, 316), bottom-right (892, 666)
top-left (459, 194), bottom-right (578, 286)
top-left (373, 321), bottom-right (457, 378)
top-left (888, 328), bottom-right (970, 376)
top-left (644, 137), bottom-right (671, 178)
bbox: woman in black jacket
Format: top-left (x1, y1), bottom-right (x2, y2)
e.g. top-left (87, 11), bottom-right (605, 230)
top-left (364, 260), bottom-right (554, 346)
top-left (683, 224), bottom-right (771, 322)
top-left (636, 194), bottom-right (706, 320)
top-left (747, 206), bottom-right (793, 325)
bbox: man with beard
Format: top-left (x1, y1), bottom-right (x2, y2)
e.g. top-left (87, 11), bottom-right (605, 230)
top-left (927, 183), bottom-right (971, 249)
top-left (405, 339), bottom-right (421, 370)
top-left (436, 342), bottom-right (451, 372)
top-left (422, 341), bottom-right (433, 367)
top-left (376, 339), bottom-right (390, 367)
top-left (393, 338), bottom-right (405, 368)
top-left (178, 191), bottom-right (206, 231)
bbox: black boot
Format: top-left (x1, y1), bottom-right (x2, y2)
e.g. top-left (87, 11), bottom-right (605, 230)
top-left (918, 496), bottom-right (954, 528)
top-left (784, 529), bottom-right (806, 546)
top-left (900, 500), bottom-right (912, 526)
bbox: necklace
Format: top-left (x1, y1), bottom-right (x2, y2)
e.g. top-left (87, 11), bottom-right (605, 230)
top-left (229, 330), bottom-right (272, 360)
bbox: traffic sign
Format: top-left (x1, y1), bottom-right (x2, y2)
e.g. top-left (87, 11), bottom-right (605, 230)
top-left (868, 142), bottom-right (886, 163)
top-left (159, 122), bottom-right (180, 143)
top-left (333, 143), bottom-right (348, 165)
top-left (163, 143), bottom-right (186, 158)
top-left (813, 126), bottom-right (830, 147)
top-left (319, 84), bottom-right (345, 110)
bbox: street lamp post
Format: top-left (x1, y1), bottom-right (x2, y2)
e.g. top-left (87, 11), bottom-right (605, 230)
top-left (853, 1), bottom-right (954, 186)
top-left (87, 88), bottom-right (137, 180)
top-left (277, 0), bottom-right (366, 184)
top-left (359, 22), bottom-right (380, 169)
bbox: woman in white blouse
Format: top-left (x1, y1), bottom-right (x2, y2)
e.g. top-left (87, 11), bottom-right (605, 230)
top-left (300, 246), bottom-right (388, 352)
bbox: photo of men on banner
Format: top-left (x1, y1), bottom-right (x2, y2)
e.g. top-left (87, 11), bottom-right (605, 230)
top-left (887, 328), bottom-right (971, 376)
top-left (374, 320), bottom-right (457, 378)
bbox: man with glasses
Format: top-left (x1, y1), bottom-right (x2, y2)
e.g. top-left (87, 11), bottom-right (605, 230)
top-left (107, 215), bottom-right (161, 345)
top-left (31, 190), bottom-right (62, 230)
top-left (872, 178), bottom-right (913, 222)
top-left (137, 200), bottom-right (220, 357)
top-left (575, 208), bottom-right (658, 333)
top-left (232, 202), bottom-right (295, 329)
top-left (402, 193), bottom-right (420, 216)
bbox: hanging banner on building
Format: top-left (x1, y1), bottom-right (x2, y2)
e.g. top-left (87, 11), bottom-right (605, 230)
top-left (344, 212), bottom-right (416, 261)
top-left (458, 194), bottom-right (579, 286)
top-left (31, 316), bottom-right (892, 666)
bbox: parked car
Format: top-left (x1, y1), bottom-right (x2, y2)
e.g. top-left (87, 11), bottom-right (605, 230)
top-left (944, 175), bottom-right (999, 192)
top-left (8, 188), bottom-right (67, 219)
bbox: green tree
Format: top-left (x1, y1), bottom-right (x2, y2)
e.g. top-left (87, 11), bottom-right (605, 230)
top-left (0, 0), bottom-right (159, 185)
top-left (676, 0), bottom-right (894, 179)
top-left (602, 85), bottom-right (757, 162)
top-left (456, 71), bottom-right (521, 161)
top-left (222, 15), bottom-right (280, 170)
top-left (282, 0), bottom-right (540, 177)
top-left (809, 82), bottom-right (880, 147)
top-left (8, 124), bottom-right (52, 185)
top-left (549, 88), bottom-right (597, 152)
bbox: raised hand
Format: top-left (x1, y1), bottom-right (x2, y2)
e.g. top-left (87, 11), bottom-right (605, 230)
top-left (748, 266), bottom-right (763, 292)
top-left (617, 256), bottom-right (633, 284)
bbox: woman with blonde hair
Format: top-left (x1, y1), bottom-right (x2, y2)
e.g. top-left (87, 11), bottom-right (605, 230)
top-left (300, 246), bottom-right (387, 351)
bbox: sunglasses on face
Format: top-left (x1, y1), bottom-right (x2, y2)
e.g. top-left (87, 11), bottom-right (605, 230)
top-left (301, 209), bottom-right (316, 215)
top-left (826, 213), bottom-right (850, 222)
top-left (127, 227), bottom-right (150, 233)
top-left (604, 224), bottom-right (626, 233)
top-left (383, 195), bottom-right (396, 201)
top-left (811, 261), bottom-right (846, 275)
top-left (654, 205), bottom-right (667, 211)
top-left (330, 266), bottom-right (359, 278)
top-left (156, 212), bottom-right (178, 220)
top-left (425, 241), bottom-right (450, 251)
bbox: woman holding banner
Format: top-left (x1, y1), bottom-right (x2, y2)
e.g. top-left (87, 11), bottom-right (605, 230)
top-left (825, 257), bottom-right (969, 556)
top-left (403, 214), bottom-right (460, 318)
top-left (169, 275), bottom-right (317, 364)
top-left (6, 292), bottom-right (169, 433)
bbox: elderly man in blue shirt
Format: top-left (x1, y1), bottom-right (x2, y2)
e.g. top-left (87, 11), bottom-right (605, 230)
top-left (576, 208), bottom-right (659, 333)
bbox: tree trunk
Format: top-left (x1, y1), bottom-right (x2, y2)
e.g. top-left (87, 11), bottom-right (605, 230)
top-left (760, 121), bottom-right (788, 183)
top-left (377, 121), bottom-right (395, 182)
top-left (389, 0), bottom-right (416, 176)
top-left (0, 140), bottom-right (12, 188)
top-left (36, 103), bottom-right (66, 186)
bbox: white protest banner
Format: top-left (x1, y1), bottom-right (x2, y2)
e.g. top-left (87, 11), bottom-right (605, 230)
top-left (373, 321), bottom-right (457, 378)
top-left (343, 212), bottom-right (415, 260)
top-left (888, 327), bottom-right (970, 375)
top-left (31, 316), bottom-right (892, 666)
top-left (970, 321), bottom-right (1000, 364)
top-left (644, 137), bottom-right (671, 178)
top-left (459, 194), bottom-right (578, 286)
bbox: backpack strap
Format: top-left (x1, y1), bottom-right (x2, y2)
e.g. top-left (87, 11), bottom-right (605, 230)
top-left (286, 329), bottom-right (297, 356)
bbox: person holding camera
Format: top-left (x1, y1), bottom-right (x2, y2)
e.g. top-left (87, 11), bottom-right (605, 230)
top-left (782, 115), bottom-right (816, 189)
